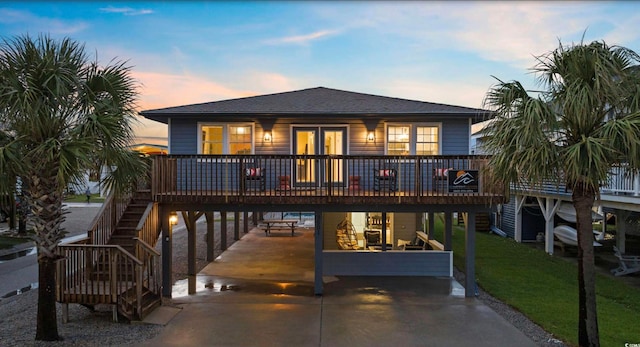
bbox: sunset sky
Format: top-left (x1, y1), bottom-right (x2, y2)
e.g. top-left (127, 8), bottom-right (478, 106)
top-left (1, 1), bottom-right (638, 144)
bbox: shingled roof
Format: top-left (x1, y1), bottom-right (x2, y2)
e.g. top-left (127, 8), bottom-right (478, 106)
top-left (140, 87), bottom-right (490, 123)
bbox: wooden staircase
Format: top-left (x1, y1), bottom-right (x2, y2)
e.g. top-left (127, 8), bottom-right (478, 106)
top-left (56, 189), bottom-right (162, 323)
top-left (108, 190), bottom-right (153, 254)
top-left (457, 212), bottom-right (491, 232)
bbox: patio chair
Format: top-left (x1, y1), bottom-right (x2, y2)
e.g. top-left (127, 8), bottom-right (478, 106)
top-left (611, 246), bottom-right (640, 276)
top-left (243, 167), bottom-right (266, 192)
top-left (432, 167), bottom-right (452, 192)
top-left (373, 168), bottom-right (397, 191)
top-left (363, 229), bottom-right (381, 248)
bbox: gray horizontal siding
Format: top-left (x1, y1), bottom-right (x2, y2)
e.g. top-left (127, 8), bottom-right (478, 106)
top-left (442, 119), bottom-right (470, 155)
top-left (168, 116), bottom-right (472, 155)
top-left (323, 251), bottom-right (452, 276)
top-left (500, 200), bottom-right (516, 238)
top-left (169, 118), bottom-right (197, 155)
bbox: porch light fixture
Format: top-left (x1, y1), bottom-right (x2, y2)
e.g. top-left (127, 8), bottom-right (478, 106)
top-left (169, 211), bottom-right (179, 226)
top-left (264, 131), bottom-right (272, 143)
top-left (367, 132), bottom-right (375, 142)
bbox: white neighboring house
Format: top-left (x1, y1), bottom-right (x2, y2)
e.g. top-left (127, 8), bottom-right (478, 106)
top-left (474, 126), bottom-right (640, 255)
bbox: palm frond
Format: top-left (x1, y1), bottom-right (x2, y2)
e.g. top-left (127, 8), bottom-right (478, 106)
top-left (484, 39), bottom-right (640, 192)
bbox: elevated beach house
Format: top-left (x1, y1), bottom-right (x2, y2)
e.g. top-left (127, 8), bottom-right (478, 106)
top-left (54, 87), bottom-right (506, 322)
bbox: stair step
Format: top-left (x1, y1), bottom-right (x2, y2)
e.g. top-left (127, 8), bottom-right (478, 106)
top-left (111, 233), bottom-right (136, 238)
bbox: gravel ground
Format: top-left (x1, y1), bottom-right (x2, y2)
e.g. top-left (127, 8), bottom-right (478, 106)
top-left (0, 211), bottom-right (239, 347)
top-left (453, 268), bottom-right (567, 347)
top-left (0, 209), bottom-right (567, 346)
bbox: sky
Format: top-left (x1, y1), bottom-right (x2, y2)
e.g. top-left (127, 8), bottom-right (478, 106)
top-left (1, 1), bottom-right (639, 144)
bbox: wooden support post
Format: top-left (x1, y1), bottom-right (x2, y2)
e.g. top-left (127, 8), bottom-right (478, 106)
top-left (234, 211), bottom-right (240, 241)
top-left (161, 207), bottom-right (173, 298)
top-left (382, 212), bottom-right (388, 251)
top-left (184, 211), bottom-right (197, 295)
top-left (465, 211), bottom-right (476, 298)
top-left (616, 210), bottom-right (630, 253)
top-left (221, 211), bottom-right (227, 251)
top-left (205, 212), bottom-right (215, 262)
top-left (536, 197), bottom-right (560, 255)
top-left (244, 211), bottom-right (249, 234)
top-left (314, 211), bottom-right (323, 295)
top-left (444, 212), bottom-right (453, 251)
top-left (62, 304), bottom-right (68, 323)
top-left (427, 212), bottom-right (435, 238)
top-left (514, 195), bottom-right (525, 242)
top-left (415, 212), bottom-right (424, 232)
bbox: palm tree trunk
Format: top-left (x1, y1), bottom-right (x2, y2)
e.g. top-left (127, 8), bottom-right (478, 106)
top-left (36, 257), bottom-right (60, 341)
top-left (28, 172), bottom-right (65, 341)
top-left (573, 184), bottom-right (600, 347)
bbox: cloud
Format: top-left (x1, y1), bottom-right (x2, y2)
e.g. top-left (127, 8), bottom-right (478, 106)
top-left (234, 72), bottom-right (297, 93)
top-left (99, 6), bottom-right (154, 16)
top-left (316, 2), bottom-right (619, 69)
top-left (0, 8), bottom-right (88, 34)
top-left (131, 71), bottom-right (254, 111)
top-left (380, 79), bottom-right (492, 110)
top-left (264, 29), bottom-right (338, 45)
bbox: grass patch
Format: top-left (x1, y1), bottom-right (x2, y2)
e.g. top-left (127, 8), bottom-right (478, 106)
top-left (64, 193), bottom-right (105, 203)
top-left (0, 235), bottom-right (32, 250)
top-left (431, 216), bottom-right (640, 346)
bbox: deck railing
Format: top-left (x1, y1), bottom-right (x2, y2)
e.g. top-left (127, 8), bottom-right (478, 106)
top-left (602, 163), bottom-right (640, 196)
top-left (58, 191), bottom-right (162, 321)
top-left (56, 241), bottom-right (160, 321)
top-left (56, 244), bottom-right (142, 306)
top-left (151, 154), bottom-right (505, 203)
top-left (136, 202), bottom-right (160, 247)
top-left (87, 191), bottom-right (132, 245)
top-left (510, 163), bottom-right (640, 198)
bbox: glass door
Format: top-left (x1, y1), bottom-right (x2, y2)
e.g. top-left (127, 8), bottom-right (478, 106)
top-left (294, 128), bottom-right (317, 186)
top-left (322, 129), bottom-right (345, 186)
top-left (293, 126), bottom-right (347, 187)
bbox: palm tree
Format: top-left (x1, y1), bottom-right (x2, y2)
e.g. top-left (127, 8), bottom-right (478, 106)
top-left (0, 34), bottom-right (147, 341)
top-left (482, 40), bottom-right (640, 347)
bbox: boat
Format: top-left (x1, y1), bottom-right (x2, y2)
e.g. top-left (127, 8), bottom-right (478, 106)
top-left (553, 225), bottom-right (602, 247)
top-left (556, 202), bottom-right (603, 223)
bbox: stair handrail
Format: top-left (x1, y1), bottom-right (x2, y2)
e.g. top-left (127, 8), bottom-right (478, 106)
top-left (56, 244), bottom-right (143, 307)
top-left (87, 191), bottom-right (133, 245)
top-left (133, 237), bottom-right (162, 313)
top-left (135, 202), bottom-right (160, 248)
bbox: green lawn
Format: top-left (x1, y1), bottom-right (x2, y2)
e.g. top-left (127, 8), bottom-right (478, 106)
top-left (433, 218), bottom-right (640, 347)
top-left (0, 235), bottom-right (32, 250)
top-left (63, 193), bottom-right (105, 203)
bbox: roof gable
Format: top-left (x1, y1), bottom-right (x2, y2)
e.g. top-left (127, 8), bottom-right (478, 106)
top-left (140, 87), bottom-right (489, 122)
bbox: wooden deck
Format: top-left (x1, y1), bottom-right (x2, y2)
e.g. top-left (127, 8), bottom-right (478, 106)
top-left (154, 188), bottom-right (505, 206)
top-left (151, 154), bottom-right (507, 207)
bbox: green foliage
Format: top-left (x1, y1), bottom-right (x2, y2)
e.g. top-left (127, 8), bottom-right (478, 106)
top-left (0, 235), bottom-right (31, 250)
top-left (483, 40), bottom-right (640, 192)
top-left (482, 38), bottom-right (640, 345)
top-left (0, 33), bottom-right (148, 341)
top-left (63, 193), bottom-right (105, 203)
top-left (432, 222), bottom-right (640, 347)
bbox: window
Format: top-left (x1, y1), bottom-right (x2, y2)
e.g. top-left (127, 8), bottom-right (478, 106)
top-left (386, 124), bottom-right (440, 155)
top-left (416, 126), bottom-right (439, 155)
top-left (200, 124), bottom-right (253, 154)
top-left (387, 125), bottom-right (410, 155)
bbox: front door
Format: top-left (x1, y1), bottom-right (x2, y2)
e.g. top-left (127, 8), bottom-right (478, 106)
top-left (293, 126), bottom-right (347, 187)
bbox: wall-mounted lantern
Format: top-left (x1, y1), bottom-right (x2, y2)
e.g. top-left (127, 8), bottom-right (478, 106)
top-left (263, 131), bottom-right (272, 143)
top-left (169, 211), bottom-right (179, 226)
top-left (367, 131), bottom-right (375, 142)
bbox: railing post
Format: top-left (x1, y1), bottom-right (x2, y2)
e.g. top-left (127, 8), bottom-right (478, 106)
top-left (327, 156), bottom-right (332, 199)
top-left (635, 172), bottom-right (640, 196)
top-left (136, 261), bottom-right (143, 319)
